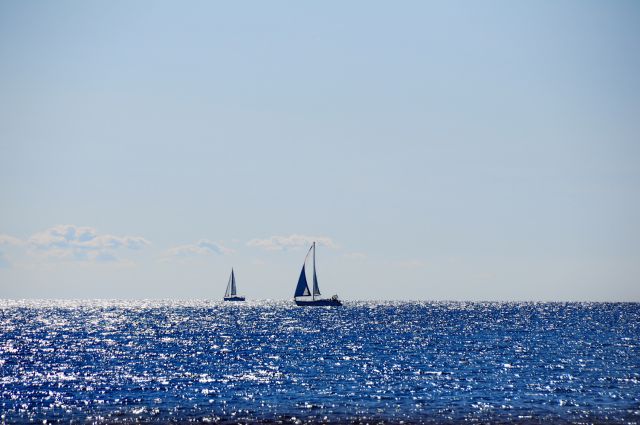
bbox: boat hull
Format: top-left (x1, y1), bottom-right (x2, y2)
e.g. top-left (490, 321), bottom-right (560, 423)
top-left (295, 298), bottom-right (342, 306)
top-left (223, 296), bottom-right (245, 302)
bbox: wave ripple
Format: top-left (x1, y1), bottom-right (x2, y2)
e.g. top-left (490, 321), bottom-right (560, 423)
top-left (1, 300), bottom-right (639, 423)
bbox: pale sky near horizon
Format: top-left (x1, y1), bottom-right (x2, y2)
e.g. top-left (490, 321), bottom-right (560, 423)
top-left (1, 1), bottom-right (639, 301)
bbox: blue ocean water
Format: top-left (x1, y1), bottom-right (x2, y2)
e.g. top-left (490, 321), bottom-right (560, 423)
top-left (1, 300), bottom-right (639, 423)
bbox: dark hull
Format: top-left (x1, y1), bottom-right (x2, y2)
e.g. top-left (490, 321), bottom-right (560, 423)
top-left (224, 296), bottom-right (245, 302)
top-left (295, 299), bottom-right (342, 306)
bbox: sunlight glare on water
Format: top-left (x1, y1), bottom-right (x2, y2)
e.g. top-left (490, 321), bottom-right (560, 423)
top-left (1, 300), bottom-right (639, 423)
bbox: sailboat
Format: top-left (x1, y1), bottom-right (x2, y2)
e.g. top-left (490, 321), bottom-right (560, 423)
top-left (223, 268), bottom-right (245, 301)
top-left (294, 242), bottom-right (342, 306)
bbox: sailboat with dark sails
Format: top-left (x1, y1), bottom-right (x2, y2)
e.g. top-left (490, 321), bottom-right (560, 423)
top-left (223, 268), bottom-right (245, 301)
top-left (294, 242), bottom-right (342, 306)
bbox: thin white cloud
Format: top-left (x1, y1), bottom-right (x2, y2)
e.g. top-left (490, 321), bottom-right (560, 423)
top-left (247, 234), bottom-right (337, 251)
top-left (0, 234), bottom-right (23, 246)
top-left (343, 252), bottom-right (367, 260)
top-left (164, 239), bottom-right (234, 259)
top-left (27, 224), bottom-right (150, 263)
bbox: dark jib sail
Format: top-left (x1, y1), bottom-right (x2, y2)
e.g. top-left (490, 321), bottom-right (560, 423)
top-left (294, 265), bottom-right (311, 297)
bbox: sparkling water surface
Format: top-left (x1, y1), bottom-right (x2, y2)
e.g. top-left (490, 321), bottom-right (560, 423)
top-left (1, 300), bottom-right (639, 423)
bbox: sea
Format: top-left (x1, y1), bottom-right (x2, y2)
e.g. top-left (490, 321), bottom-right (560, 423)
top-left (1, 300), bottom-right (638, 424)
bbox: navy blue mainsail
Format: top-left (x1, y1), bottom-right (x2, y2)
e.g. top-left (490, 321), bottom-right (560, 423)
top-left (232, 270), bottom-right (237, 295)
top-left (312, 249), bottom-right (321, 296)
top-left (294, 265), bottom-right (311, 297)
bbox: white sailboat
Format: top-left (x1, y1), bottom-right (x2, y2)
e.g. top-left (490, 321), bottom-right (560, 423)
top-left (294, 242), bottom-right (342, 306)
top-left (223, 268), bottom-right (245, 301)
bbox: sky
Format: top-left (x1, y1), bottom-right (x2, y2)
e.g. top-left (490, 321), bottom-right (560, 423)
top-left (1, 1), bottom-right (639, 301)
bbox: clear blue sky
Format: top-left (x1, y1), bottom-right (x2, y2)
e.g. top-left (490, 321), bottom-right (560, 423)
top-left (1, 1), bottom-right (639, 300)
